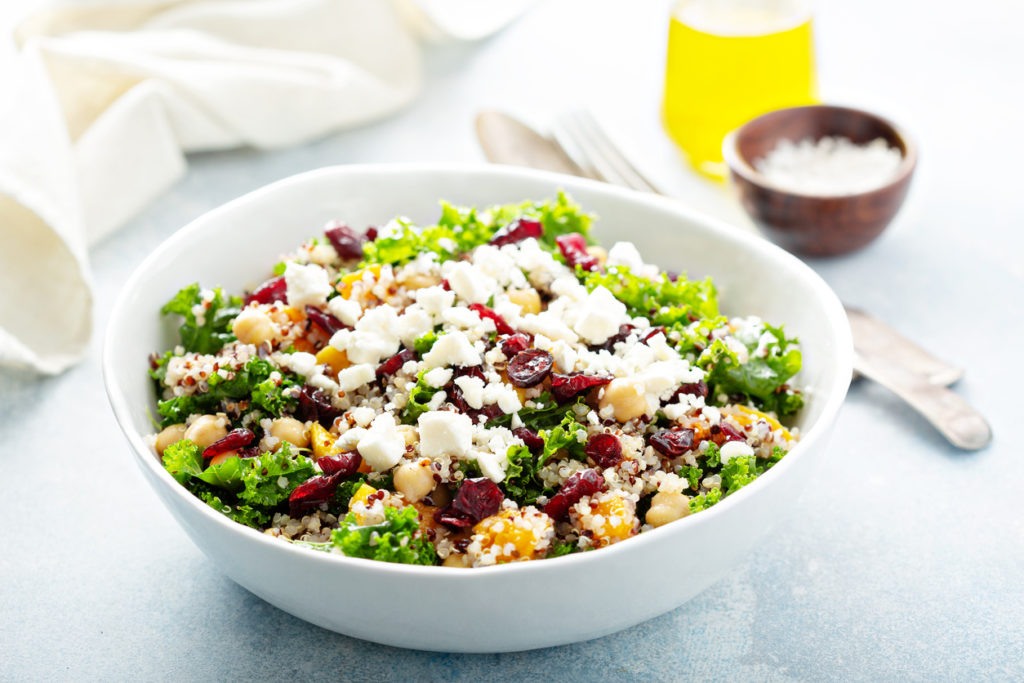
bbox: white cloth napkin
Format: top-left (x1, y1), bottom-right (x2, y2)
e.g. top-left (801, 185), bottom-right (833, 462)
top-left (0, 0), bottom-right (531, 375)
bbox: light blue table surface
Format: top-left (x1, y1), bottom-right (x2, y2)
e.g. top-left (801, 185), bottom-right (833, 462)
top-left (3, 1), bottom-right (1022, 680)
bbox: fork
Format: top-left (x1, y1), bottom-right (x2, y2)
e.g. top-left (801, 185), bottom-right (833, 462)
top-left (550, 110), bottom-right (667, 195)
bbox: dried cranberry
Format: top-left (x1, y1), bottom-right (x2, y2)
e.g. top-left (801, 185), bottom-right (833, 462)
top-left (513, 427), bottom-right (544, 454)
top-left (543, 469), bottom-right (605, 520)
top-left (468, 303), bottom-right (515, 335)
top-left (717, 422), bottom-right (745, 443)
top-left (585, 433), bottom-right (622, 468)
top-left (305, 305), bottom-right (344, 335)
top-left (324, 222), bottom-right (365, 260)
top-left (316, 452), bottom-right (362, 477)
top-left (288, 473), bottom-right (342, 517)
top-left (649, 429), bottom-right (695, 457)
top-left (437, 478), bottom-right (504, 529)
top-left (245, 276), bottom-right (287, 306)
top-left (590, 324), bottom-right (633, 352)
top-left (376, 348), bottom-right (416, 378)
top-left (641, 327), bottom-right (666, 343)
top-left (507, 349), bottom-right (554, 388)
top-left (447, 369), bottom-right (501, 423)
top-left (296, 385), bottom-right (340, 428)
top-left (555, 233), bottom-right (599, 272)
top-left (500, 333), bottom-right (532, 357)
top-left (202, 429), bottom-right (254, 458)
top-left (365, 226), bottom-right (379, 241)
top-left (447, 383), bottom-right (470, 415)
top-left (549, 372), bottom-right (612, 404)
top-left (236, 445), bottom-right (261, 459)
top-left (435, 508), bottom-right (473, 529)
top-left (674, 380), bottom-right (709, 400)
top-left (488, 217), bottom-right (543, 247)
top-left (473, 405), bottom-right (504, 423)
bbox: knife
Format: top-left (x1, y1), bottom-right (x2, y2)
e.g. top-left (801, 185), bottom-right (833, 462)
top-left (475, 110), bottom-right (991, 450)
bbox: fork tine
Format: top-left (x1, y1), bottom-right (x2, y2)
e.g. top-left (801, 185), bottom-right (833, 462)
top-left (569, 110), bottom-right (666, 195)
top-left (558, 111), bottom-right (639, 191)
top-left (549, 117), bottom-right (614, 185)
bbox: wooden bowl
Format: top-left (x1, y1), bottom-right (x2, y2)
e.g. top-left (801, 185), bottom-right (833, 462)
top-left (722, 105), bottom-right (917, 257)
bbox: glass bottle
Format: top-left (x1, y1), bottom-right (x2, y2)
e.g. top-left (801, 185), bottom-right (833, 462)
top-left (663, 0), bottom-right (818, 179)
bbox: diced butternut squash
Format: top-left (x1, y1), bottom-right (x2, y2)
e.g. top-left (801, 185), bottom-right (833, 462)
top-left (727, 405), bottom-right (792, 440)
top-left (339, 265), bottom-right (382, 299)
top-left (316, 346), bottom-right (350, 376)
top-left (471, 508), bottom-right (553, 563)
top-left (350, 483), bottom-right (377, 508)
top-left (309, 423), bottom-right (338, 460)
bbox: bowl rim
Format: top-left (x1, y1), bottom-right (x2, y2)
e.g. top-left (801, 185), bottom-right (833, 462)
top-left (102, 162), bottom-right (852, 580)
top-left (722, 103), bottom-right (918, 200)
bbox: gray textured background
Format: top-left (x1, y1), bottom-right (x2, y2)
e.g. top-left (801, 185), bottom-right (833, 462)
top-left (2, 0), bottom-right (1021, 680)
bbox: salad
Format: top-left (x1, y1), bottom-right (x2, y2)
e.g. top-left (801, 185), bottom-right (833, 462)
top-left (148, 194), bottom-right (803, 568)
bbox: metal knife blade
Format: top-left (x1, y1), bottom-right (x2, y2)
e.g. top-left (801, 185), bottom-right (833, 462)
top-left (845, 306), bottom-right (963, 387)
top-left (475, 109), bottom-right (991, 450)
top-left (853, 348), bottom-right (991, 450)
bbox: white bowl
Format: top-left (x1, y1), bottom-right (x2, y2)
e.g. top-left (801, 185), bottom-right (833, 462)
top-left (103, 164), bottom-right (851, 652)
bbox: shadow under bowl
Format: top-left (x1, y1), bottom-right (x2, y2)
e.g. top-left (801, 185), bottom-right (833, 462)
top-left (723, 105), bottom-right (917, 257)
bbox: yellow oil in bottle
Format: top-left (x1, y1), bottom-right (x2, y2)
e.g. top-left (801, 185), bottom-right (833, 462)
top-left (663, 0), bottom-right (818, 179)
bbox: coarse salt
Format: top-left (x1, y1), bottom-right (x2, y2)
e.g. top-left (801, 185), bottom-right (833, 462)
top-left (755, 135), bottom-right (903, 196)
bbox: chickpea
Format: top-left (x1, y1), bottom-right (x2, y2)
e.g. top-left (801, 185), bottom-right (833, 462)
top-left (396, 424), bottom-right (419, 447)
top-left (269, 417), bottom-right (309, 448)
top-left (184, 414), bottom-right (228, 450)
top-left (155, 423), bottom-right (187, 455)
top-left (208, 450), bottom-right (239, 467)
top-left (393, 460), bottom-right (435, 503)
top-left (507, 288), bottom-right (542, 315)
top-left (232, 308), bottom-right (276, 346)
top-left (586, 245), bottom-right (608, 267)
top-left (645, 490), bottom-right (691, 528)
top-left (401, 272), bottom-right (441, 290)
top-left (442, 553), bottom-right (471, 568)
top-left (599, 378), bottom-right (647, 422)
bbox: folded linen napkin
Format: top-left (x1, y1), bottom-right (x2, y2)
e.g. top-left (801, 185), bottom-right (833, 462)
top-left (0, 0), bottom-right (531, 375)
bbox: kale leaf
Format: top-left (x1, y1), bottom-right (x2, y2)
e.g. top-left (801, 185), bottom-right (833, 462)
top-left (502, 444), bottom-right (548, 505)
top-left (400, 370), bottom-right (441, 425)
top-left (580, 265), bottom-right (719, 325)
top-left (412, 331), bottom-right (440, 355)
top-left (487, 392), bottom-right (567, 431)
top-left (688, 487), bottom-right (723, 514)
top-left (161, 439), bottom-right (204, 485)
top-left (160, 284), bottom-right (242, 355)
top-left (199, 490), bottom-right (272, 529)
top-left (538, 408), bottom-right (588, 469)
top-left (499, 403), bottom-right (588, 503)
top-left (237, 444), bottom-right (316, 508)
top-left (330, 506), bottom-right (437, 566)
top-left (699, 323), bottom-right (803, 416)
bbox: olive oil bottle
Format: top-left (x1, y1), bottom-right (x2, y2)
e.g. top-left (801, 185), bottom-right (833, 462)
top-left (663, 0), bottom-right (818, 179)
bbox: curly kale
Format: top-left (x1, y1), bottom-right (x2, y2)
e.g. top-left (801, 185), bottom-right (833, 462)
top-left (160, 284), bottom-right (241, 355)
top-left (330, 506), bottom-right (437, 566)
